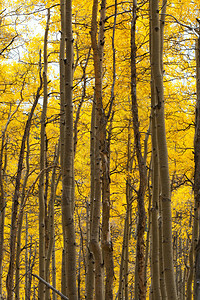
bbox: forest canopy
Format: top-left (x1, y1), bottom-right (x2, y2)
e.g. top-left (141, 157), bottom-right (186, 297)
top-left (0, 0), bottom-right (200, 299)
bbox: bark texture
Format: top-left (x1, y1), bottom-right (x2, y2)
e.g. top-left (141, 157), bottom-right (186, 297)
top-left (60, 0), bottom-right (77, 299)
top-left (150, 0), bottom-right (177, 298)
top-left (131, 1), bottom-right (147, 299)
top-left (90, 1), bottom-right (106, 299)
top-left (194, 34), bottom-right (200, 300)
top-left (38, 9), bottom-right (50, 299)
top-left (6, 54), bottom-right (42, 300)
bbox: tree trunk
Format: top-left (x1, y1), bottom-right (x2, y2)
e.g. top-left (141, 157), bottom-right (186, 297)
top-left (0, 94), bottom-right (21, 300)
top-left (85, 98), bottom-right (95, 300)
top-left (15, 137), bottom-right (30, 300)
top-left (0, 131), bottom-right (6, 299)
top-left (150, 65), bottom-right (161, 300)
top-left (59, 0), bottom-right (67, 295)
top-left (60, 0), bottom-right (77, 298)
top-left (194, 33), bottom-right (200, 300)
top-left (90, 1), bottom-right (107, 299)
top-left (118, 124), bottom-right (133, 300)
top-left (150, 0), bottom-right (177, 298)
top-left (52, 232), bottom-right (57, 300)
top-left (38, 10), bottom-right (50, 299)
top-left (46, 142), bottom-right (59, 300)
top-left (6, 54), bottom-right (42, 300)
top-left (131, 1), bottom-right (147, 299)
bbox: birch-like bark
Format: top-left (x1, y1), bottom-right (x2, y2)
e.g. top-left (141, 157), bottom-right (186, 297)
top-left (118, 125), bottom-right (133, 300)
top-left (0, 131), bottom-right (6, 299)
top-left (60, 0), bottom-right (77, 298)
top-left (151, 115), bottom-right (161, 297)
top-left (15, 137), bottom-right (30, 300)
top-left (150, 43), bottom-right (161, 300)
top-left (194, 33), bottom-right (200, 300)
top-left (85, 98), bottom-right (95, 300)
top-left (158, 195), bottom-right (168, 300)
top-left (90, 1), bottom-right (106, 299)
top-left (150, 0), bottom-right (177, 298)
top-left (46, 142), bottom-right (59, 300)
top-left (59, 0), bottom-right (67, 294)
top-left (25, 217), bottom-right (35, 300)
top-left (101, 3), bottom-right (116, 299)
top-left (187, 205), bottom-right (197, 299)
top-left (6, 53), bottom-right (42, 300)
top-left (118, 204), bottom-right (129, 300)
top-left (149, 2), bottom-right (161, 296)
top-left (52, 233), bottom-right (57, 300)
top-left (90, 1), bottom-right (115, 298)
top-left (0, 97), bottom-right (21, 298)
top-left (38, 10), bottom-right (50, 299)
top-left (25, 214), bottom-right (29, 300)
top-left (101, 120), bottom-right (114, 300)
top-left (131, 1), bottom-right (147, 299)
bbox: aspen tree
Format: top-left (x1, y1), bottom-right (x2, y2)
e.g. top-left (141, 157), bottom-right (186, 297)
top-left (85, 98), bottom-right (95, 300)
top-left (194, 31), bottom-right (200, 300)
top-left (0, 101), bottom-right (22, 298)
top-left (52, 234), bottom-right (57, 300)
top-left (0, 134), bottom-right (6, 299)
top-left (0, 135), bottom-right (5, 298)
top-left (6, 53), bottom-right (42, 300)
top-left (38, 9), bottom-right (50, 299)
top-left (46, 142), bottom-right (59, 300)
top-left (0, 91), bottom-right (23, 299)
top-left (90, 0), bottom-right (115, 298)
top-left (60, 0), bottom-right (77, 298)
top-left (90, 1), bottom-right (106, 299)
top-left (59, 0), bottom-right (67, 294)
top-left (131, 1), bottom-right (147, 298)
top-left (25, 214), bottom-right (29, 300)
top-left (151, 95), bottom-right (161, 299)
top-left (118, 123), bottom-right (133, 300)
top-left (101, 1), bottom-right (116, 297)
top-left (149, 4), bottom-right (161, 298)
top-left (15, 137), bottom-right (30, 299)
top-left (150, 0), bottom-right (177, 298)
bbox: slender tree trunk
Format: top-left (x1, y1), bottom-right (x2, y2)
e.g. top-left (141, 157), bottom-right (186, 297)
top-left (131, 1), bottom-right (147, 299)
top-left (101, 1), bottom-right (116, 298)
top-left (38, 10), bottom-right (50, 299)
top-left (101, 117), bottom-right (114, 300)
top-left (85, 98), bottom-right (95, 300)
top-left (158, 196), bottom-right (167, 299)
top-left (149, 2), bottom-right (161, 296)
top-left (0, 95), bottom-right (21, 299)
top-left (150, 0), bottom-right (177, 298)
top-left (60, 0), bottom-right (77, 298)
top-left (25, 214), bottom-right (29, 300)
top-left (187, 206), bottom-right (197, 300)
top-left (194, 33), bottom-right (200, 300)
top-left (52, 232), bottom-right (57, 300)
top-left (59, 0), bottom-right (67, 295)
top-left (151, 73), bottom-right (161, 300)
top-left (6, 54), bottom-right (42, 300)
top-left (46, 143), bottom-right (59, 300)
top-left (118, 125), bottom-right (133, 300)
top-left (15, 137), bottom-right (30, 300)
top-left (0, 133), bottom-right (6, 300)
top-left (90, 1), bottom-right (107, 299)
top-left (118, 202), bottom-right (130, 300)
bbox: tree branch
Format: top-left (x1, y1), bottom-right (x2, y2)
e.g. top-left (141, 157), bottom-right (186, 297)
top-left (32, 273), bottom-right (69, 300)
